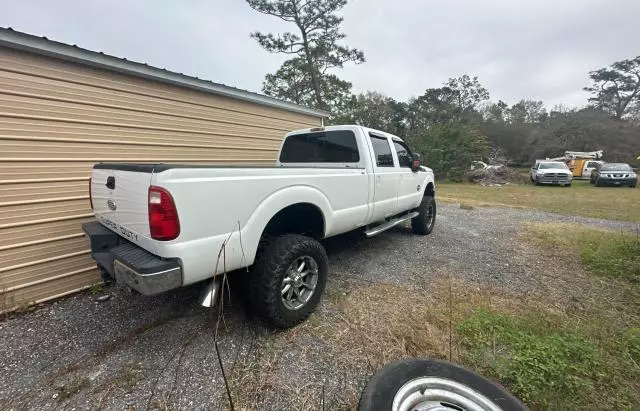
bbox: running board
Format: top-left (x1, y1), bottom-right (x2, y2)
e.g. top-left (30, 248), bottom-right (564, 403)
top-left (364, 211), bottom-right (419, 237)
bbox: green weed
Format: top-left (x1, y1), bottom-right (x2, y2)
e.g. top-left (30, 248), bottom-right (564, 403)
top-left (88, 283), bottom-right (105, 296)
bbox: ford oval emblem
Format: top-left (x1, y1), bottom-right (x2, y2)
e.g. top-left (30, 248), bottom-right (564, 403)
top-left (107, 199), bottom-right (117, 211)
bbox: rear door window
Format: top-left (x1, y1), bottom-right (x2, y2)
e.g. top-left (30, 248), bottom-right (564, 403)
top-left (279, 130), bottom-right (360, 163)
top-left (369, 134), bottom-right (394, 167)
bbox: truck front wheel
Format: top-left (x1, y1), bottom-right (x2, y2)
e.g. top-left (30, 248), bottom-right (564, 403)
top-left (250, 234), bottom-right (328, 329)
top-left (411, 196), bottom-right (436, 235)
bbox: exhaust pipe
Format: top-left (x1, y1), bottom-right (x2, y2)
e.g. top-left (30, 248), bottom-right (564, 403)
top-left (200, 278), bottom-right (221, 308)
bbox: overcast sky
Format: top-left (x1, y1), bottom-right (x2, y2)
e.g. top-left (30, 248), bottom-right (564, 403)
top-left (2, 0), bottom-right (639, 109)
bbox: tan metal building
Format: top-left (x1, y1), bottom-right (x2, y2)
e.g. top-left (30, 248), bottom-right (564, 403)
top-left (0, 28), bottom-right (327, 311)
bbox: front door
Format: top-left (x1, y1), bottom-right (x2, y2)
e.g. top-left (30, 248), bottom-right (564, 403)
top-left (392, 140), bottom-right (423, 213)
top-left (368, 133), bottom-right (399, 222)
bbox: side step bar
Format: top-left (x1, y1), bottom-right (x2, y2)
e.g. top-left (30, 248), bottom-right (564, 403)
top-left (364, 211), bottom-right (419, 238)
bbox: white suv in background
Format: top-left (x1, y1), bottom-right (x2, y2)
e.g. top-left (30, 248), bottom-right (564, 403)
top-left (530, 161), bottom-right (573, 186)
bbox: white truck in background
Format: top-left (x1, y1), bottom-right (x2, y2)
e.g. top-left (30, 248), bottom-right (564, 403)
top-left (83, 125), bottom-right (436, 328)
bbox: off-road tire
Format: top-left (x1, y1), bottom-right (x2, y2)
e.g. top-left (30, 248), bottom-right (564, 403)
top-left (595, 178), bottom-right (602, 187)
top-left (411, 196), bottom-right (436, 235)
top-left (250, 234), bottom-right (328, 329)
top-left (357, 358), bottom-right (527, 411)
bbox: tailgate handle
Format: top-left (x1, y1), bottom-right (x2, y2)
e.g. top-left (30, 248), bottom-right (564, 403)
top-left (106, 176), bottom-right (115, 190)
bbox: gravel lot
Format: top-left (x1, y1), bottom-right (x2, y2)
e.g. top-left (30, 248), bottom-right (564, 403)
top-left (1, 203), bottom-right (637, 410)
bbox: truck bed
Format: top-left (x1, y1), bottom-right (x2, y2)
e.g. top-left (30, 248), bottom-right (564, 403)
top-left (90, 162), bottom-right (372, 285)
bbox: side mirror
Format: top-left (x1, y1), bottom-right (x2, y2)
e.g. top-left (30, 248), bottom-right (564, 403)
top-left (411, 153), bottom-right (421, 172)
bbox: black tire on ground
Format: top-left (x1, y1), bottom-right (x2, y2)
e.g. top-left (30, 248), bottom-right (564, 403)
top-left (411, 196), bottom-right (436, 235)
top-left (249, 234), bottom-right (328, 329)
top-left (534, 177), bottom-right (541, 186)
top-left (357, 358), bottom-right (527, 411)
top-left (595, 178), bottom-right (602, 187)
top-left (565, 183), bottom-right (572, 187)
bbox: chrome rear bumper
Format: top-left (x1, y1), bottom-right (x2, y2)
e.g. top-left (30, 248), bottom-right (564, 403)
top-left (82, 221), bottom-right (182, 295)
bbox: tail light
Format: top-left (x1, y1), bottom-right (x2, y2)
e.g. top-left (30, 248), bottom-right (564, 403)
top-left (148, 186), bottom-right (180, 241)
top-left (89, 178), bottom-right (93, 209)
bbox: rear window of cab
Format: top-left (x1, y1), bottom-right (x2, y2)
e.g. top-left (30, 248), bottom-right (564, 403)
top-left (279, 130), bottom-right (360, 163)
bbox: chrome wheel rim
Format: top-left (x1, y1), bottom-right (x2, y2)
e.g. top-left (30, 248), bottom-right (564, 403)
top-left (392, 377), bottom-right (502, 411)
top-left (425, 203), bottom-right (435, 227)
top-left (281, 256), bottom-right (319, 310)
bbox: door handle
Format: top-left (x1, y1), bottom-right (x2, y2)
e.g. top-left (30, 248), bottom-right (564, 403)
top-left (106, 176), bottom-right (115, 190)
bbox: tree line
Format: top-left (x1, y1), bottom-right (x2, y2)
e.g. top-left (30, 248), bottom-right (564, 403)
top-left (247, 0), bottom-right (640, 178)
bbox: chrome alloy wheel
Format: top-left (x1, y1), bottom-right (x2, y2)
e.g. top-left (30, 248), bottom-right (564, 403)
top-left (392, 377), bottom-right (502, 411)
top-left (280, 256), bottom-right (319, 310)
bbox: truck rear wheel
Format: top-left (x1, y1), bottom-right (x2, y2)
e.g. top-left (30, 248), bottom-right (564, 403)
top-left (250, 234), bottom-right (328, 329)
top-left (411, 196), bottom-right (436, 235)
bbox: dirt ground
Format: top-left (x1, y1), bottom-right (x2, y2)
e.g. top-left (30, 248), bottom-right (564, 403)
top-left (0, 203), bottom-right (636, 410)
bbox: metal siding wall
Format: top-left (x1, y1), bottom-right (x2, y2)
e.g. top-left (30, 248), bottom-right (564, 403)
top-left (0, 48), bottom-right (322, 311)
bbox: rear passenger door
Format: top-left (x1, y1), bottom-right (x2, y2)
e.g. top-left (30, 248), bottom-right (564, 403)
top-left (368, 133), bottom-right (399, 223)
top-left (392, 140), bottom-right (422, 213)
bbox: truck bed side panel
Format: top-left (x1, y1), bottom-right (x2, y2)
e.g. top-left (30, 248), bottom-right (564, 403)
top-left (153, 167), bottom-right (369, 285)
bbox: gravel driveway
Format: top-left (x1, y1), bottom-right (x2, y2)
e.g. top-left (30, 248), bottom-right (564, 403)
top-left (1, 204), bottom-right (636, 410)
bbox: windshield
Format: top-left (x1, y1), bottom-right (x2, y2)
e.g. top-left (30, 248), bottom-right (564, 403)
top-left (539, 162), bottom-right (568, 170)
top-left (601, 164), bottom-right (632, 171)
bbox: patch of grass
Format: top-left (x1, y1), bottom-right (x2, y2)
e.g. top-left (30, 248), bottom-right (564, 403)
top-left (457, 309), bottom-right (604, 409)
top-left (88, 283), bottom-right (105, 296)
top-left (459, 203), bottom-right (474, 210)
top-left (623, 327), bottom-right (640, 366)
top-left (511, 222), bottom-right (640, 408)
top-left (438, 180), bottom-right (640, 222)
top-left (120, 363), bottom-right (143, 391)
top-left (54, 377), bottom-right (91, 401)
top-left (582, 236), bottom-right (640, 282)
top-left (524, 222), bottom-right (640, 282)
top-left (229, 274), bottom-right (640, 410)
top-left (457, 307), bottom-right (640, 410)
top-left (337, 279), bottom-right (639, 409)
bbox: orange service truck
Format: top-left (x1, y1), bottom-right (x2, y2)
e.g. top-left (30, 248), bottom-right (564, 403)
top-left (548, 151), bottom-right (604, 179)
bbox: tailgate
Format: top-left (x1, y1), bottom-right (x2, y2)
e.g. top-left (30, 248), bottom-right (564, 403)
top-left (91, 166), bottom-right (152, 247)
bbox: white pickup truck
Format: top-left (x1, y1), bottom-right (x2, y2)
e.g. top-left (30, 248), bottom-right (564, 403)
top-left (83, 125), bottom-right (436, 328)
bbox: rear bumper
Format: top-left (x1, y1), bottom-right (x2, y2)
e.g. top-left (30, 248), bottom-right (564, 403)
top-left (82, 222), bottom-right (182, 295)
